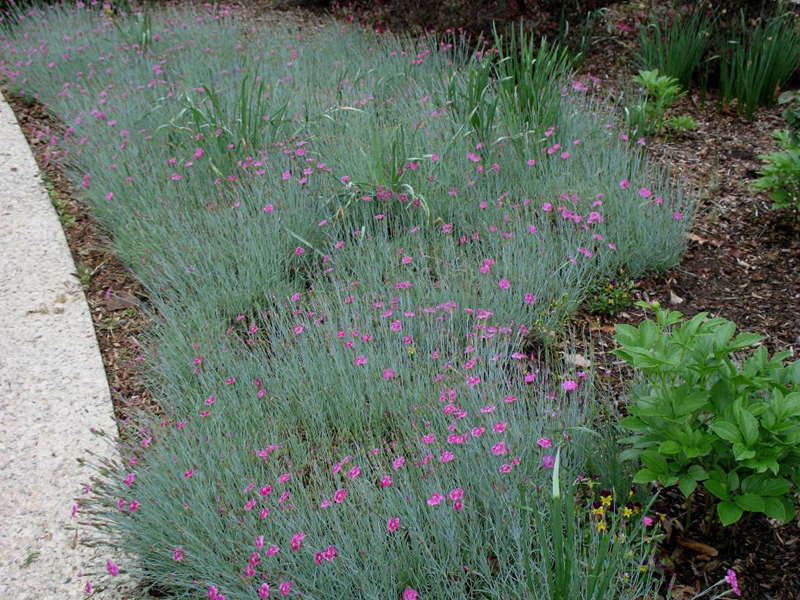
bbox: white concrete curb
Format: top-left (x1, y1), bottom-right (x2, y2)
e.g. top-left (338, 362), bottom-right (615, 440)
top-left (0, 91), bottom-right (117, 599)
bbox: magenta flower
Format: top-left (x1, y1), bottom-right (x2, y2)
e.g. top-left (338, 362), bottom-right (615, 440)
top-left (172, 546), bottom-right (183, 562)
top-left (541, 455), bottom-right (555, 469)
top-left (279, 581), bottom-right (293, 596)
top-left (537, 437), bottom-right (552, 449)
top-left (290, 531), bottom-right (305, 551)
top-left (106, 560), bottom-right (119, 576)
top-left (354, 355), bottom-right (367, 366)
top-left (383, 368), bottom-right (395, 380)
top-left (258, 583), bottom-right (270, 599)
top-left (333, 489), bottom-right (347, 503)
top-left (498, 278), bottom-right (510, 290)
top-left (380, 475), bottom-right (393, 488)
top-left (387, 517), bottom-right (400, 532)
top-left (403, 588), bottom-right (418, 600)
top-left (427, 492), bottom-right (444, 506)
top-left (562, 380), bottom-right (578, 391)
top-left (491, 442), bottom-right (508, 456)
top-left (620, 179), bottom-right (629, 189)
top-left (725, 569), bottom-right (741, 597)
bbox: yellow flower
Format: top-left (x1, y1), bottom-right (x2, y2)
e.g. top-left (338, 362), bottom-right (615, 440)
top-left (597, 520), bottom-right (607, 532)
top-left (601, 495), bottom-right (612, 507)
top-left (592, 506), bottom-right (604, 517)
top-left (623, 507), bottom-right (633, 518)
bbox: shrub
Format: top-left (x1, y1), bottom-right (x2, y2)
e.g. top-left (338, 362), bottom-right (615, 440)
top-left (717, 11), bottom-right (800, 120)
top-left (754, 130), bottom-right (800, 211)
top-left (625, 69), bottom-right (686, 138)
top-left (615, 302), bottom-right (800, 528)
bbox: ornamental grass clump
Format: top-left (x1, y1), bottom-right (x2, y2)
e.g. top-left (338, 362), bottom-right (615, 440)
top-left (0, 3), bottom-right (693, 597)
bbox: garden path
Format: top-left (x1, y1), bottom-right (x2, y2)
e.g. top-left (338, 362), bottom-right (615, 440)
top-left (0, 91), bottom-right (119, 599)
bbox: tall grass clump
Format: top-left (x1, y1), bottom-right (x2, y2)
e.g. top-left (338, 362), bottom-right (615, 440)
top-left (1, 3), bottom-right (689, 598)
top-left (718, 10), bottom-right (800, 120)
top-left (637, 7), bottom-right (714, 90)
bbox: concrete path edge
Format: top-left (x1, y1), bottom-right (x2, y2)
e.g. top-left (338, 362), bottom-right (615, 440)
top-left (0, 90), bottom-right (119, 599)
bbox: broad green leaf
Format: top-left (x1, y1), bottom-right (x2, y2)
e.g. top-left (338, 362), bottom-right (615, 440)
top-left (632, 469), bottom-right (659, 484)
top-left (727, 471), bottom-right (740, 492)
top-left (618, 448), bottom-right (641, 462)
top-left (763, 497), bottom-right (789, 522)
top-left (734, 407), bottom-right (759, 447)
top-left (728, 332), bottom-right (761, 351)
top-left (734, 493), bottom-right (764, 513)
top-left (687, 465), bottom-right (708, 481)
top-left (718, 501), bottom-right (743, 526)
top-left (619, 416), bottom-right (649, 432)
top-left (710, 421), bottom-right (742, 444)
top-left (703, 480), bottom-right (730, 501)
top-left (658, 440), bottom-right (683, 454)
top-left (641, 450), bottom-right (669, 474)
top-left (678, 476), bottom-right (697, 498)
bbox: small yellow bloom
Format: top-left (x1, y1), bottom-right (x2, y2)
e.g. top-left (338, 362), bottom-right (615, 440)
top-left (592, 506), bottom-right (604, 517)
top-left (623, 507), bottom-right (633, 518)
top-left (597, 520), bottom-right (607, 532)
top-left (601, 495), bottom-right (612, 507)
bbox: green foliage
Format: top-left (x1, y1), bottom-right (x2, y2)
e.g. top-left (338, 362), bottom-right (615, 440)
top-left (779, 90), bottom-right (800, 146)
top-left (585, 270), bottom-right (637, 316)
top-left (717, 11), bottom-right (800, 120)
top-left (625, 69), bottom-right (686, 138)
top-left (518, 451), bottom-right (657, 600)
top-left (638, 8), bottom-right (714, 89)
top-left (615, 302), bottom-right (800, 528)
top-left (494, 25), bottom-right (574, 133)
top-left (663, 115), bottom-right (697, 138)
top-left (754, 129), bottom-right (800, 210)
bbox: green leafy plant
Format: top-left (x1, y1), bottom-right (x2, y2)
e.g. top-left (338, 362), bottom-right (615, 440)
top-left (753, 129), bottom-right (800, 210)
top-left (615, 302), bottom-right (800, 527)
top-left (663, 114), bottom-right (698, 138)
top-left (717, 11), bottom-right (800, 120)
top-left (586, 270), bottom-right (637, 316)
top-left (518, 451), bottom-right (657, 600)
top-left (638, 7), bottom-right (714, 89)
top-left (779, 90), bottom-right (800, 145)
top-left (625, 69), bottom-right (686, 138)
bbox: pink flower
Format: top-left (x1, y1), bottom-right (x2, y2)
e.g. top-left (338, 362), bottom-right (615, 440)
top-left (440, 451), bottom-right (454, 463)
top-left (471, 427), bottom-right (485, 437)
top-left (258, 583), bottom-right (270, 599)
top-left (290, 531), bottom-right (305, 551)
top-left (524, 293), bottom-right (535, 304)
top-left (638, 187), bottom-right (652, 198)
top-left (207, 585), bottom-right (218, 600)
top-left (403, 588), bottom-right (418, 600)
top-left (279, 581), bottom-right (293, 596)
top-left (387, 517), bottom-right (400, 532)
top-left (85, 581), bottom-right (92, 596)
top-left (266, 545), bottom-right (280, 556)
top-left (620, 179), bottom-right (629, 189)
top-left (448, 488), bottom-right (464, 500)
top-left (184, 469), bottom-right (194, 479)
top-left (295, 247), bottom-right (304, 256)
top-left (347, 466), bottom-right (361, 479)
top-left (106, 560), bottom-right (119, 576)
top-left (725, 569), bottom-right (741, 597)
top-left (333, 489), bottom-right (348, 503)
top-left (392, 456), bottom-right (406, 470)
top-left (541, 455), bottom-right (556, 469)
top-left (278, 472), bottom-right (291, 483)
top-left (282, 171), bottom-right (291, 180)
top-left (673, 212), bottom-right (683, 220)
top-left (172, 546), bottom-right (183, 562)
top-left (427, 492), bottom-right (444, 506)
top-left (380, 475), bottom-right (393, 488)
top-left (562, 380), bottom-right (578, 391)
top-left (123, 473), bottom-right (135, 487)
top-left (383, 368), bottom-right (395, 380)
top-left (491, 442), bottom-right (507, 456)
top-left (537, 437), bottom-right (552, 449)
top-left (354, 355), bottom-right (367, 366)
top-left (499, 464), bottom-right (512, 473)
top-left (642, 516), bottom-right (654, 527)
top-left (492, 422), bottom-right (507, 433)
top-left (498, 278), bottom-right (510, 290)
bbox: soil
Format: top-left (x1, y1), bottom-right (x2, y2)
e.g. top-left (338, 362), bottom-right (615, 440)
top-left (4, 2), bottom-right (800, 597)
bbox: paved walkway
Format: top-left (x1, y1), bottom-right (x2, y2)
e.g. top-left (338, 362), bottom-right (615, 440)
top-left (0, 92), bottom-right (117, 598)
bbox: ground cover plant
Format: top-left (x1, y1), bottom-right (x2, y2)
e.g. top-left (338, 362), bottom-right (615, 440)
top-left (0, 2), bottom-right (694, 598)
